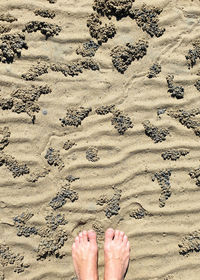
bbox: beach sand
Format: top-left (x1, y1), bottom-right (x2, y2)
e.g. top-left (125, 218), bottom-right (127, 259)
top-left (0, 0), bottom-right (200, 279)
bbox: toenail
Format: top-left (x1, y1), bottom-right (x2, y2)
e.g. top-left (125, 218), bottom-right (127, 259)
top-left (79, 232), bottom-right (82, 237)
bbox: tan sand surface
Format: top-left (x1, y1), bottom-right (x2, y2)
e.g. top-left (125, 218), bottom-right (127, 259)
top-left (0, 0), bottom-right (200, 279)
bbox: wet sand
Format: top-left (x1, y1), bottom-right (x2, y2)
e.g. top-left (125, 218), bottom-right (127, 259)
top-left (0, 0), bottom-right (200, 279)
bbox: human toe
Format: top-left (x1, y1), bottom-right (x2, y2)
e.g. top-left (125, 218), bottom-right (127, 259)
top-left (105, 228), bottom-right (114, 242)
top-left (79, 232), bottom-right (83, 243)
top-left (126, 241), bottom-right (130, 251)
top-left (75, 236), bottom-right (79, 246)
top-left (82, 230), bottom-right (88, 242)
top-left (119, 231), bottom-right (125, 241)
top-left (123, 234), bottom-right (128, 246)
top-left (114, 229), bottom-right (120, 241)
top-left (88, 230), bottom-right (97, 245)
top-left (72, 242), bottom-right (76, 254)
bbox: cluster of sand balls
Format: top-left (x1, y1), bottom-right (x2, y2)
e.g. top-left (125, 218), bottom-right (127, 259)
top-left (75, 0), bottom-right (165, 73)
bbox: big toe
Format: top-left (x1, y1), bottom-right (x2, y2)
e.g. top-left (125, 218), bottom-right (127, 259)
top-left (105, 228), bottom-right (115, 242)
top-left (88, 230), bottom-right (97, 245)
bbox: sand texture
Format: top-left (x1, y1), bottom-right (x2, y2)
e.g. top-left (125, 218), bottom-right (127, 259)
top-left (0, 0), bottom-right (200, 279)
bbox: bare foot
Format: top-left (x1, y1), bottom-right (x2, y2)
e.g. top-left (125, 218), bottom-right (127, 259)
top-left (104, 228), bottom-right (130, 280)
top-left (72, 230), bottom-right (98, 280)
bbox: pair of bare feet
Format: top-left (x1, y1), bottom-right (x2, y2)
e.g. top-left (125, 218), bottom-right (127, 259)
top-left (72, 228), bottom-right (130, 280)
